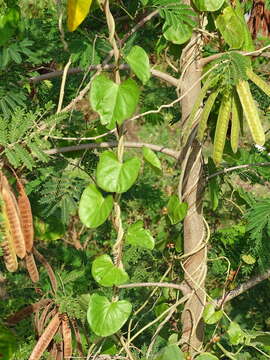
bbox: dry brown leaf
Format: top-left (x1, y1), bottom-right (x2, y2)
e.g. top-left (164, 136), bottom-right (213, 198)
top-left (29, 313), bottom-right (60, 360)
top-left (25, 252), bottom-right (39, 283)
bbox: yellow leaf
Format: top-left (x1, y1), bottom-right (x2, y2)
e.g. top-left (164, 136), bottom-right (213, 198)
top-left (67, 0), bottom-right (93, 32)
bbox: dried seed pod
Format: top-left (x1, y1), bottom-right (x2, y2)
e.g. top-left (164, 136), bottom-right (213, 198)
top-left (37, 302), bottom-right (54, 337)
top-left (29, 313), bottom-right (60, 360)
top-left (33, 247), bottom-right (58, 294)
top-left (17, 179), bottom-right (34, 252)
top-left (1, 180), bottom-right (26, 259)
top-left (1, 240), bottom-right (18, 272)
top-left (62, 313), bottom-right (72, 359)
top-left (25, 253), bottom-right (39, 283)
top-left (6, 299), bottom-right (51, 325)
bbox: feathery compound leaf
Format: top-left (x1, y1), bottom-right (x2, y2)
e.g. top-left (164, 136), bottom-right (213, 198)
top-left (29, 313), bottom-right (60, 360)
top-left (13, 144), bottom-right (35, 170)
top-left (17, 179), bottom-right (34, 252)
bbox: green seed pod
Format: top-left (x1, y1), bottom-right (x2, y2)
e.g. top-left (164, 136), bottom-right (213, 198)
top-left (213, 93), bottom-right (232, 165)
top-left (197, 88), bottom-right (220, 141)
top-left (247, 68), bottom-right (270, 97)
top-left (236, 80), bottom-right (265, 146)
top-left (230, 91), bottom-right (242, 153)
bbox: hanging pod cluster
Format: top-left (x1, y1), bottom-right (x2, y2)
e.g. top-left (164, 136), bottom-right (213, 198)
top-left (185, 53), bottom-right (270, 165)
top-left (0, 172), bottom-right (39, 282)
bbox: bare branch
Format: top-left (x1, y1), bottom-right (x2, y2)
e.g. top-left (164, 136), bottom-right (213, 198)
top-left (216, 268), bottom-right (270, 307)
top-left (44, 141), bottom-right (179, 159)
top-left (207, 162), bottom-right (270, 181)
top-left (118, 281), bottom-right (187, 292)
top-left (26, 65), bottom-right (178, 87)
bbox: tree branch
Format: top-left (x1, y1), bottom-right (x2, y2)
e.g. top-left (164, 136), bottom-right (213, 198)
top-left (118, 281), bottom-right (187, 292)
top-left (26, 65), bottom-right (178, 87)
top-left (44, 141), bottom-right (179, 159)
top-left (207, 162), bottom-right (270, 181)
top-left (216, 268), bottom-right (270, 307)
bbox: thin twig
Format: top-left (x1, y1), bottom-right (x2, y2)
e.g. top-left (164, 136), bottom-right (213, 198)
top-left (44, 141), bottom-right (179, 159)
top-left (49, 129), bottom-right (116, 141)
top-left (118, 282), bottom-right (186, 292)
top-left (207, 162), bottom-right (270, 181)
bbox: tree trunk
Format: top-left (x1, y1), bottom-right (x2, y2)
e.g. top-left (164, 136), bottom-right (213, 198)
top-left (178, 12), bottom-right (207, 355)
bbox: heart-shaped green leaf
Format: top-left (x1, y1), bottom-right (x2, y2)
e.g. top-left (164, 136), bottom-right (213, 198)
top-left (193, 0), bottom-right (225, 12)
top-left (126, 46), bottom-right (150, 84)
top-left (96, 151), bottom-right (141, 193)
top-left (126, 221), bottom-right (155, 250)
top-left (92, 255), bottom-right (129, 286)
top-left (143, 147), bottom-right (162, 172)
top-left (90, 75), bottom-right (140, 129)
top-left (203, 304), bottom-right (223, 325)
top-left (167, 195), bottom-right (188, 225)
top-left (215, 6), bottom-right (245, 49)
top-left (195, 354), bottom-right (219, 360)
top-left (87, 293), bottom-right (132, 336)
top-left (163, 24), bottom-right (192, 45)
top-left (79, 184), bottom-right (113, 228)
top-left (154, 344), bottom-right (184, 360)
top-left (227, 321), bottom-right (244, 345)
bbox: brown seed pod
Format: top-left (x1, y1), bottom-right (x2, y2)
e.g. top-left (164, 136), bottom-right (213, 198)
top-left (62, 313), bottom-right (72, 359)
top-left (37, 302), bottom-right (53, 337)
top-left (25, 252), bottom-right (39, 283)
top-left (1, 240), bottom-right (18, 272)
top-left (29, 313), bottom-right (60, 360)
top-left (1, 179), bottom-right (26, 259)
top-left (6, 299), bottom-right (51, 325)
top-left (17, 179), bottom-right (34, 252)
top-left (33, 247), bottom-right (58, 294)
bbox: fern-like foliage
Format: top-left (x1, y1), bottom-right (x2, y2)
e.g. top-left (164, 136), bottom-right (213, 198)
top-left (36, 164), bottom-right (88, 224)
top-left (211, 52), bottom-right (250, 90)
top-left (245, 199), bottom-right (270, 269)
top-left (151, 0), bottom-right (196, 30)
top-left (0, 105), bottom-right (68, 170)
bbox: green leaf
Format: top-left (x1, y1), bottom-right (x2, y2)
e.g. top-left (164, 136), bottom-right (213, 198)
top-left (92, 254), bottom-right (129, 286)
top-left (87, 293), bottom-right (132, 336)
top-left (154, 344), bottom-right (184, 360)
top-left (203, 304), bottom-right (223, 324)
top-left (193, 0), bottom-right (225, 11)
top-left (163, 23), bottom-right (192, 44)
top-left (90, 75), bottom-right (140, 129)
top-left (167, 195), bottom-right (188, 225)
top-left (215, 6), bottom-right (245, 49)
top-left (143, 147), bottom-right (162, 172)
top-left (96, 151), bottom-right (141, 193)
top-left (195, 354), bottom-right (219, 360)
top-left (126, 221), bottom-right (155, 250)
top-left (0, 324), bottom-right (17, 360)
top-left (227, 322), bottom-right (244, 345)
top-left (241, 254), bottom-right (256, 265)
top-left (126, 46), bottom-right (150, 84)
top-left (79, 184), bottom-right (113, 228)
